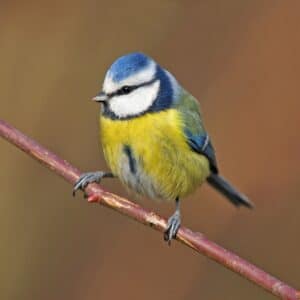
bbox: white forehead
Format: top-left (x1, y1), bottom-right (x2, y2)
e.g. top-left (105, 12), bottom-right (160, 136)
top-left (103, 61), bottom-right (156, 94)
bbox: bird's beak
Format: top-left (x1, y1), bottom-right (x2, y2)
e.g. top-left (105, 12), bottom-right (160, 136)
top-left (92, 91), bottom-right (109, 103)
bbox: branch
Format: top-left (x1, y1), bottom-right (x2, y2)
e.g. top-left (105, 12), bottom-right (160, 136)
top-left (0, 119), bottom-right (298, 300)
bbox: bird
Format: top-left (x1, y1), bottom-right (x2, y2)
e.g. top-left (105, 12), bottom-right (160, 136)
top-left (73, 52), bottom-right (253, 243)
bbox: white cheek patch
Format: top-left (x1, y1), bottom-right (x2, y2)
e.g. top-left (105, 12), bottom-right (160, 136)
top-left (103, 61), bottom-right (156, 94)
top-left (109, 80), bottom-right (160, 118)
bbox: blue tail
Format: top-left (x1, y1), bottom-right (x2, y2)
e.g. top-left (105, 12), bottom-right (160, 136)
top-left (207, 173), bottom-right (254, 208)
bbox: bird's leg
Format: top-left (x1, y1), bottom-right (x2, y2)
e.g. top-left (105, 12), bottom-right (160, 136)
top-left (164, 197), bottom-right (181, 244)
top-left (73, 171), bottom-right (115, 196)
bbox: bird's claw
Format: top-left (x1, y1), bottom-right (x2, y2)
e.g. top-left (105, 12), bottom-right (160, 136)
top-left (73, 171), bottom-right (107, 196)
top-left (164, 211), bottom-right (181, 245)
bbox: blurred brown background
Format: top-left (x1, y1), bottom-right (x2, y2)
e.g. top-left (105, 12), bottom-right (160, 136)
top-left (1, 1), bottom-right (300, 299)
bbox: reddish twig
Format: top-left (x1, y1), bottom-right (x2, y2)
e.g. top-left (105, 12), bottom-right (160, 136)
top-left (0, 119), bottom-right (299, 300)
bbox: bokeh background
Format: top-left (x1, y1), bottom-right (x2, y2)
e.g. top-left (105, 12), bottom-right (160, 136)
top-left (1, 1), bottom-right (300, 299)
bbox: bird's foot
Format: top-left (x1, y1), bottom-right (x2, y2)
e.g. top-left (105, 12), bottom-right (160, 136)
top-left (73, 171), bottom-right (113, 196)
top-left (164, 210), bottom-right (181, 245)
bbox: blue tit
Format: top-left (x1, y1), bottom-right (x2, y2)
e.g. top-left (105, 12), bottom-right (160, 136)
top-left (73, 52), bottom-right (253, 243)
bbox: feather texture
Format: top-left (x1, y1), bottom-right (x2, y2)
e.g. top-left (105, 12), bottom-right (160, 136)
top-left (100, 107), bottom-right (210, 201)
top-left (98, 53), bottom-right (252, 208)
top-left (175, 89), bottom-right (218, 173)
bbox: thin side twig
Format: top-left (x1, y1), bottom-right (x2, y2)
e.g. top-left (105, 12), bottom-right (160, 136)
top-left (0, 119), bottom-right (299, 300)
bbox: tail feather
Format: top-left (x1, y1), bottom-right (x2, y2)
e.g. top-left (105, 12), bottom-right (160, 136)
top-left (207, 173), bottom-right (254, 208)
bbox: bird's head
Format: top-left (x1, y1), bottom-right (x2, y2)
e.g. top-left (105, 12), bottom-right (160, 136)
top-left (93, 52), bottom-right (180, 119)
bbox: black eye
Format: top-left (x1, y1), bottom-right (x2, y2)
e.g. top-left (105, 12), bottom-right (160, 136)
top-left (120, 86), bottom-right (132, 95)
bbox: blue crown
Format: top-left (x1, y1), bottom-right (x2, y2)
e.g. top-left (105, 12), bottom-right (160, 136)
top-left (107, 52), bottom-right (153, 82)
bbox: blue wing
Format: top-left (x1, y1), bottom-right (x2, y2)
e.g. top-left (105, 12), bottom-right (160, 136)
top-left (185, 130), bottom-right (218, 173)
top-left (174, 89), bottom-right (218, 173)
top-left (173, 89), bottom-right (253, 207)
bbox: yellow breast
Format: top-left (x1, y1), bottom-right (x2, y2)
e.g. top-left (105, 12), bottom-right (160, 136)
top-left (100, 109), bottom-right (210, 200)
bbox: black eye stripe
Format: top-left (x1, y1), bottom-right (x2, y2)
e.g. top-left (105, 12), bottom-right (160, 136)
top-left (118, 85), bottom-right (136, 95)
top-left (107, 78), bottom-right (157, 99)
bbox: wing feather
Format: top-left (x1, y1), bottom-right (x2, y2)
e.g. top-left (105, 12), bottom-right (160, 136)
top-left (174, 90), bottom-right (218, 173)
